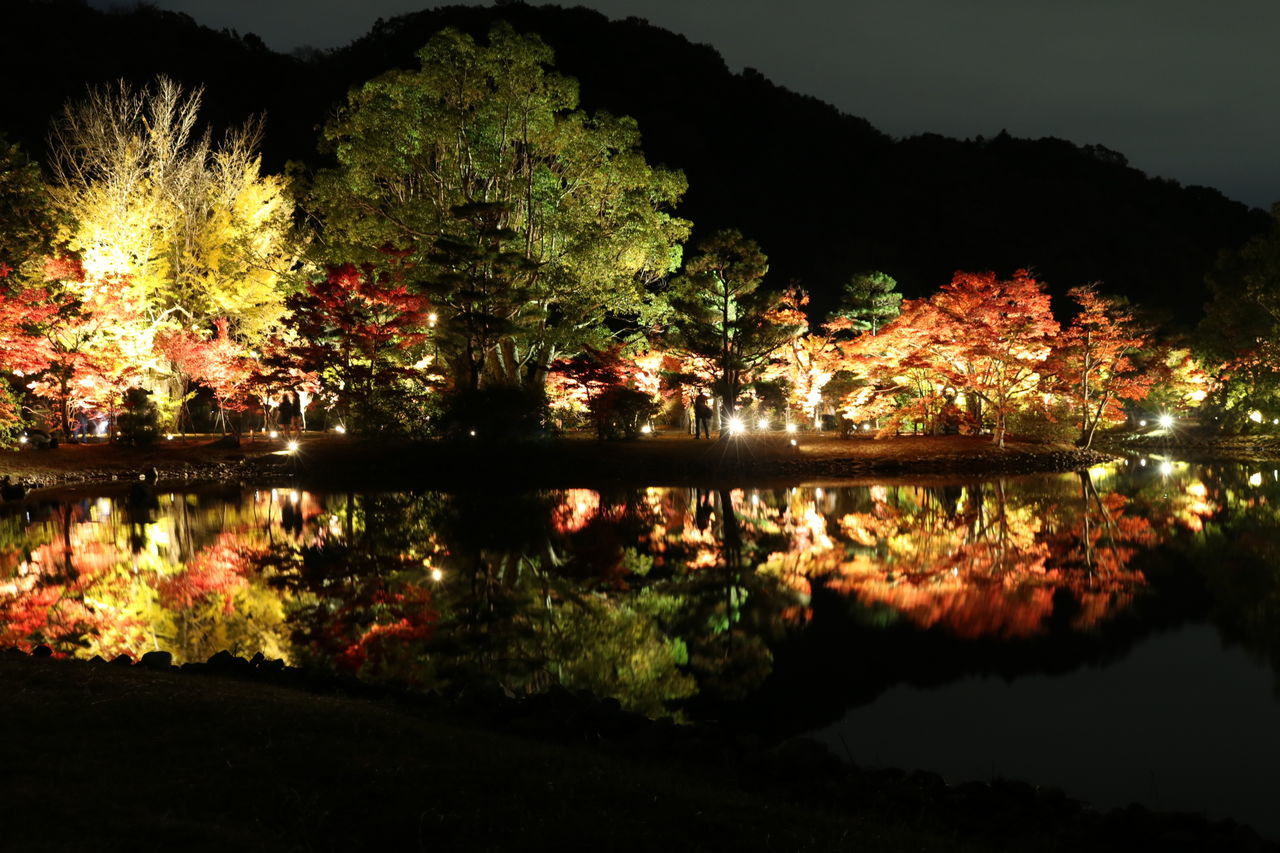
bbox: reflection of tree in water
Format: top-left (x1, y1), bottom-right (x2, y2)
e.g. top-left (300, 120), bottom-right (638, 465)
top-left (755, 472), bottom-right (1160, 638)
top-left (0, 491), bottom-right (307, 662)
top-left (1179, 465), bottom-right (1280, 689)
top-left (0, 466), bottom-right (1247, 718)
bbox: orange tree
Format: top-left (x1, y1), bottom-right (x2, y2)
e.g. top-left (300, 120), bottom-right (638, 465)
top-left (848, 270), bottom-right (1058, 445)
top-left (1048, 285), bottom-right (1156, 448)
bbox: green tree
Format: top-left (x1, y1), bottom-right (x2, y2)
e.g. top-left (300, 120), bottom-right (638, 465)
top-left (1200, 205), bottom-right (1280, 427)
top-left (663, 230), bottom-right (802, 429)
top-left (309, 24), bottom-right (689, 394)
top-left (831, 270), bottom-right (901, 335)
top-left (0, 136), bottom-right (55, 283)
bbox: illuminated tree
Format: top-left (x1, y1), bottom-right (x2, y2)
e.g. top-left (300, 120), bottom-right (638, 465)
top-left (662, 230), bottom-right (802, 428)
top-left (1048, 285), bottom-right (1155, 448)
top-left (282, 263), bottom-right (433, 434)
top-left (48, 77), bottom-right (298, 349)
top-left (831, 270), bottom-right (902, 336)
top-left (309, 24), bottom-right (689, 393)
top-left (157, 318), bottom-right (262, 433)
top-left (4, 258), bottom-right (156, 436)
top-left (863, 271), bottom-right (1058, 445)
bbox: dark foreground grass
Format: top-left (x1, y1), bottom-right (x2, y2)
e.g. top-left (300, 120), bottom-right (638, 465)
top-left (0, 655), bottom-right (978, 853)
top-left (2, 655), bottom-right (1273, 853)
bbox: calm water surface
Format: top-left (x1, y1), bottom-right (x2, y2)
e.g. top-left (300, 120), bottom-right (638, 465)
top-left (3, 458), bottom-right (1278, 834)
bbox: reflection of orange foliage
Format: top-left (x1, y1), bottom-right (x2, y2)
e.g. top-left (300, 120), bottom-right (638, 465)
top-left (0, 536), bottom-right (149, 657)
top-left (552, 489), bottom-right (601, 534)
top-left (156, 531), bottom-right (268, 612)
top-left (781, 479), bottom-right (1154, 638)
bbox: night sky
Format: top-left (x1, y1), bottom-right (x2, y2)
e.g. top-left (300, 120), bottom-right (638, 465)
top-left (85, 0), bottom-right (1280, 210)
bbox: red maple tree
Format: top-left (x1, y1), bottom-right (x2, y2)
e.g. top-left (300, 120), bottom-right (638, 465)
top-left (1048, 285), bottom-right (1156, 448)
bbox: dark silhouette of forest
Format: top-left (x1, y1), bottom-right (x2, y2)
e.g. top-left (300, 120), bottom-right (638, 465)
top-left (0, 0), bottom-right (1265, 324)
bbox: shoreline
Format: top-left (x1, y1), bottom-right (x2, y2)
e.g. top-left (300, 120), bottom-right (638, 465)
top-left (0, 432), bottom-right (1119, 494)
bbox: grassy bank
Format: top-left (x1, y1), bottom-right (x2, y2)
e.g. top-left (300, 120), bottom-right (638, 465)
top-left (2, 652), bottom-right (1270, 853)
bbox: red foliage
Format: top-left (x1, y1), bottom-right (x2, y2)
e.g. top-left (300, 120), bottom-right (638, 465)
top-left (42, 254), bottom-right (85, 284)
top-left (158, 318), bottom-right (262, 419)
top-left (1048, 285), bottom-right (1156, 447)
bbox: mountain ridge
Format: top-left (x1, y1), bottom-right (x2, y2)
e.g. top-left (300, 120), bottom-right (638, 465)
top-left (0, 0), bottom-right (1264, 323)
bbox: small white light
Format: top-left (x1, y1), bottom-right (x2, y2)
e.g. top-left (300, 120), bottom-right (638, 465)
top-left (785, 423), bottom-right (797, 434)
top-left (728, 417), bottom-right (745, 435)
top-left (1249, 472), bottom-right (1263, 487)
top-left (18, 436), bottom-right (27, 444)
top-left (334, 425), bottom-right (346, 434)
top-left (789, 438), bottom-right (797, 447)
top-left (1158, 414), bottom-right (1174, 429)
top-left (1139, 419), bottom-right (1147, 427)
top-left (1139, 458), bottom-right (1147, 467)
top-left (427, 312), bottom-right (438, 327)
top-left (815, 488), bottom-right (824, 498)
top-left (862, 423), bottom-right (871, 431)
top-left (166, 433), bottom-right (173, 440)
top-left (431, 568), bottom-right (443, 582)
top-left (756, 417), bottom-right (769, 430)
top-left (640, 424), bottom-right (652, 434)
top-left (469, 430), bottom-right (476, 437)
top-left (286, 440), bottom-right (299, 453)
top-left (269, 430), bottom-right (279, 439)
top-left (1159, 461), bottom-right (1173, 476)
top-left (1250, 410), bottom-right (1263, 424)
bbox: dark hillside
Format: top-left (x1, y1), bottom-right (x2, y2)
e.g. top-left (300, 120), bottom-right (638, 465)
top-left (0, 0), bottom-right (1265, 324)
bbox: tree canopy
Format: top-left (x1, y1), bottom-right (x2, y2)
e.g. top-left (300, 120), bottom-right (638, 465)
top-left (309, 23), bottom-right (690, 391)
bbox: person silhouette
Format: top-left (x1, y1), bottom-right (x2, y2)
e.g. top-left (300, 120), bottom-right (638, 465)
top-left (693, 392), bottom-right (712, 439)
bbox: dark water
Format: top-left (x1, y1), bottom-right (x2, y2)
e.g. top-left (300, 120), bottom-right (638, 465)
top-left (3, 458), bottom-right (1279, 834)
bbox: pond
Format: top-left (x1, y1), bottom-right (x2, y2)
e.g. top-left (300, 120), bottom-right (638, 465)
top-left (1, 457), bottom-right (1278, 836)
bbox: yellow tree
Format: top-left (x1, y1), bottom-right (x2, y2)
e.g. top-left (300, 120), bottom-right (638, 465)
top-left (47, 77), bottom-right (299, 403)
